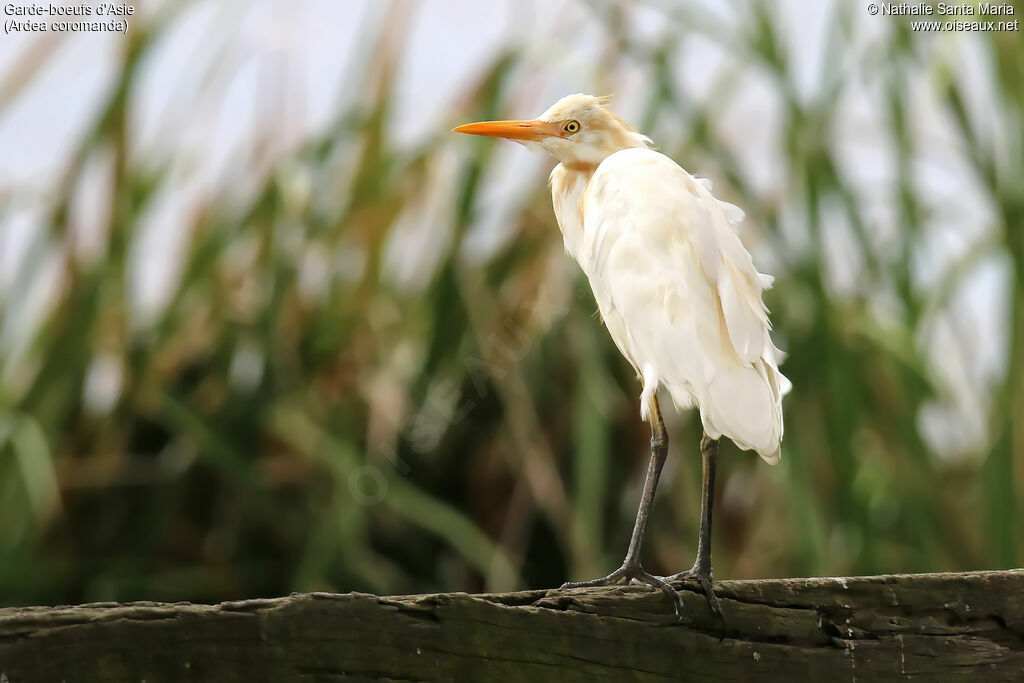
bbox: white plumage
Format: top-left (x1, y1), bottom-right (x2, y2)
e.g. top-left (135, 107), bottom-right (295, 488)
top-left (455, 93), bottom-right (789, 463)
top-left (553, 148), bottom-right (789, 462)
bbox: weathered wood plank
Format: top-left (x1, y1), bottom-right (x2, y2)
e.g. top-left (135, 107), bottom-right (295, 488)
top-left (1, 570), bottom-right (1022, 682)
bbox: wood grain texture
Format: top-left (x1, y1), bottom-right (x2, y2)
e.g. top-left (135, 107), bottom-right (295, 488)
top-left (1, 570), bottom-right (1022, 682)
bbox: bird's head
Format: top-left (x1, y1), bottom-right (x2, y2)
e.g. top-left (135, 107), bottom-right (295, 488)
top-left (453, 94), bottom-right (651, 168)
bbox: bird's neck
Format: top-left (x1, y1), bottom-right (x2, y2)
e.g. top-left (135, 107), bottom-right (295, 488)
top-left (549, 162), bottom-right (596, 264)
top-left (560, 160), bottom-right (599, 174)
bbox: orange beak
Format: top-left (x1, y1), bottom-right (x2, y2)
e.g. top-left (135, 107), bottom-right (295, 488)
top-left (452, 119), bottom-right (562, 142)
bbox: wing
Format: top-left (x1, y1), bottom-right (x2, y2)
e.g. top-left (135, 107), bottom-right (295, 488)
top-left (579, 148), bottom-right (789, 462)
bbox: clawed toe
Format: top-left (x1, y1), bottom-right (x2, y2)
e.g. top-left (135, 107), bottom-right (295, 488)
top-left (659, 568), bottom-right (724, 625)
top-left (560, 566), bottom-right (631, 590)
top-left (562, 565), bottom-right (687, 620)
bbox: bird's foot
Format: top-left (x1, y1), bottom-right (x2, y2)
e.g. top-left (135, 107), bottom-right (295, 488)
top-left (561, 564), bottom-right (686, 619)
top-left (659, 564), bottom-right (724, 625)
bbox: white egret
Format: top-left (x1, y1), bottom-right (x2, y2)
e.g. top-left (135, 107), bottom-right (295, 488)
top-left (454, 94), bottom-right (789, 620)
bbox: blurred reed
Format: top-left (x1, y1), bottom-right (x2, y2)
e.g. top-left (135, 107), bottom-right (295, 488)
top-left (0, 0), bottom-right (1021, 607)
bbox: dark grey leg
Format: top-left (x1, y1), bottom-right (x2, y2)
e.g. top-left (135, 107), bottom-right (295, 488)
top-left (660, 433), bottom-right (723, 621)
top-left (560, 395), bottom-right (686, 617)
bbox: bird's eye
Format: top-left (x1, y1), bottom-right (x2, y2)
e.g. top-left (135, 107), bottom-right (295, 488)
top-left (563, 120), bottom-right (580, 134)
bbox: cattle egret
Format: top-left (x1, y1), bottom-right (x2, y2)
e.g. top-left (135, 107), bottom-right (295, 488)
top-left (454, 94), bottom-right (790, 620)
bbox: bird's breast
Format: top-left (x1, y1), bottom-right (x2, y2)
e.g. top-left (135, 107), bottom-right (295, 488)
top-left (549, 164), bottom-right (592, 266)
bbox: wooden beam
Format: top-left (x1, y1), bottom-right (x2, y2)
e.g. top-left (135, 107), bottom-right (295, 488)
top-left (1, 570), bottom-right (1022, 681)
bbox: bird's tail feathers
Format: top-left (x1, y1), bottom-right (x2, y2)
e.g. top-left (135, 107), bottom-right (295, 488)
top-left (694, 355), bottom-right (787, 464)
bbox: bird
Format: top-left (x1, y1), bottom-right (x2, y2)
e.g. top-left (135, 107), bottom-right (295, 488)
top-left (453, 94), bottom-right (790, 621)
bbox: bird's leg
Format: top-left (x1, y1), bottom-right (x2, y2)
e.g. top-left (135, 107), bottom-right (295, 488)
top-left (561, 396), bottom-right (686, 617)
top-left (659, 433), bottom-right (723, 622)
